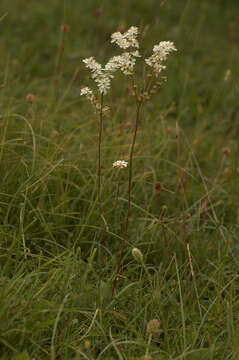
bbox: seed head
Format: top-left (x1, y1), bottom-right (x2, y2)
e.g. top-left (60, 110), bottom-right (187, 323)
top-left (61, 24), bottom-right (70, 33)
top-left (95, 8), bottom-right (102, 17)
top-left (147, 319), bottom-right (161, 336)
top-left (155, 181), bottom-right (161, 192)
top-left (132, 247), bottom-right (143, 263)
top-left (222, 147), bottom-right (230, 155)
top-left (26, 93), bottom-right (35, 103)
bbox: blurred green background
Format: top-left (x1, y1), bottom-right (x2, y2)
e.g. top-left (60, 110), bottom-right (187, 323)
top-left (1, 0), bottom-right (238, 81)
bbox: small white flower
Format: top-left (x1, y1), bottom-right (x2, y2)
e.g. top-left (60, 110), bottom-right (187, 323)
top-left (145, 41), bottom-right (177, 77)
top-left (112, 160), bottom-right (128, 169)
top-left (111, 26), bottom-right (139, 49)
top-left (80, 86), bottom-right (93, 97)
top-left (80, 86), bottom-right (95, 102)
top-left (152, 41), bottom-right (177, 61)
top-left (82, 56), bottom-right (112, 94)
top-left (83, 57), bottom-right (102, 72)
top-left (109, 51), bottom-right (140, 76)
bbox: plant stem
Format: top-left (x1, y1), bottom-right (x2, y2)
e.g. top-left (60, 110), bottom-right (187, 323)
top-left (176, 121), bottom-right (188, 289)
top-left (114, 172), bottom-right (121, 231)
top-left (155, 181), bottom-right (169, 258)
top-left (112, 75), bottom-right (141, 295)
top-left (54, 1), bottom-right (67, 99)
top-left (98, 94), bottom-right (106, 287)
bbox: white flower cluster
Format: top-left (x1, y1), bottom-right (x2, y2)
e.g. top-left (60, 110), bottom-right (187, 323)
top-left (106, 50), bottom-right (140, 76)
top-left (145, 41), bottom-right (177, 76)
top-left (110, 26), bottom-right (140, 75)
top-left (81, 26), bottom-right (141, 96)
top-left (111, 26), bottom-right (139, 49)
top-left (80, 86), bottom-right (95, 102)
top-left (80, 86), bottom-right (109, 112)
top-left (82, 57), bottom-right (113, 94)
top-left (112, 160), bottom-right (128, 169)
top-left (81, 27), bottom-right (177, 99)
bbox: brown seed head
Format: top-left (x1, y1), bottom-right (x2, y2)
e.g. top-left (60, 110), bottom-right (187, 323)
top-left (155, 181), bottom-right (161, 193)
top-left (95, 8), bottom-right (102, 17)
top-left (147, 319), bottom-right (160, 335)
top-left (52, 130), bottom-right (59, 137)
top-left (118, 25), bottom-right (125, 33)
top-left (222, 147), bottom-right (230, 155)
top-left (26, 93), bottom-right (35, 104)
top-left (61, 24), bottom-right (70, 33)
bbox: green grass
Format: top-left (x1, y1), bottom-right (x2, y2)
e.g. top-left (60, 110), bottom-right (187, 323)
top-left (1, 0), bottom-right (239, 359)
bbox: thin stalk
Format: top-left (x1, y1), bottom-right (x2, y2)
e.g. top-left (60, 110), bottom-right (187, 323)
top-left (113, 172), bottom-right (121, 231)
top-left (143, 72), bottom-right (153, 93)
top-left (155, 181), bottom-right (169, 258)
top-left (175, 253), bottom-right (186, 350)
top-left (112, 75), bottom-right (141, 295)
top-left (176, 121), bottom-right (188, 288)
top-left (201, 148), bottom-right (229, 214)
top-left (98, 94), bottom-right (106, 287)
top-left (54, 1), bottom-right (68, 99)
top-left (145, 333), bottom-right (152, 359)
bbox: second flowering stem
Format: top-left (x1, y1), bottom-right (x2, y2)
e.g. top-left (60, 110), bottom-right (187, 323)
top-left (112, 78), bottom-right (142, 295)
top-left (98, 94), bottom-right (106, 287)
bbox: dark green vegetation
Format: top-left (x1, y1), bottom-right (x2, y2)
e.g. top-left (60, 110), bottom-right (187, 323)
top-left (0, 0), bottom-right (239, 359)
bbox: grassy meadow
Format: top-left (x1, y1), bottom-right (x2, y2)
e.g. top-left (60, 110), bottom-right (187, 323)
top-left (0, 0), bottom-right (239, 359)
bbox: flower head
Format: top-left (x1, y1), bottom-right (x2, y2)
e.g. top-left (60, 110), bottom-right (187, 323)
top-left (80, 86), bottom-right (109, 113)
top-left (111, 26), bottom-right (139, 49)
top-left (82, 56), bottom-right (113, 94)
top-left (132, 247), bottom-right (143, 263)
top-left (147, 319), bottom-right (161, 336)
top-left (106, 51), bottom-right (140, 76)
top-left (26, 93), bottom-right (35, 103)
top-left (80, 86), bottom-right (94, 99)
top-left (145, 41), bottom-right (177, 77)
top-left (113, 160), bottom-right (128, 169)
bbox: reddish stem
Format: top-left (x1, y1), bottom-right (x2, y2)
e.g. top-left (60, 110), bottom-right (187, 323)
top-left (201, 149), bottom-right (229, 214)
top-left (176, 122), bottom-right (188, 288)
top-left (112, 75), bottom-right (141, 295)
top-left (98, 94), bottom-right (106, 287)
top-left (155, 181), bottom-right (169, 258)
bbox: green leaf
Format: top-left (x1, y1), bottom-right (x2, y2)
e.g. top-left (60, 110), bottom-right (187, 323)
top-left (12, 351), bottom-right (30, 360)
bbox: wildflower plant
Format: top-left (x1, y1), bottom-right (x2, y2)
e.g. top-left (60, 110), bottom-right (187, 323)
top-left (80, 26), bottom-right (177, 292)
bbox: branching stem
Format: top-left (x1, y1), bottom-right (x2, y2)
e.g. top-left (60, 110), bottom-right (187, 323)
top-left (112, 74), bottom-right (141, 295)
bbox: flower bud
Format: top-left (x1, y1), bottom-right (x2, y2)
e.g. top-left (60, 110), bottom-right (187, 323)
top-left (222, 147), bottom-right (230, 155)
top-left (26, 93), bottom-right (35, 103)
top-left (61, 24), bottom-right (70, 33)
top-left (147, 319), bottom-right (161, 336)
top-left (132, 247), bottom-right (143, 263)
